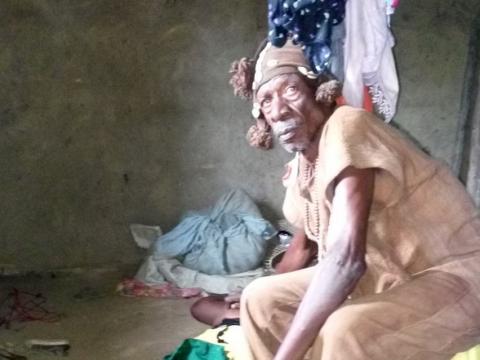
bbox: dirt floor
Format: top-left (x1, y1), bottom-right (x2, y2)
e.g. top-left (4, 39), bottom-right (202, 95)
top-left (0, 268), bottom-right (206, 360)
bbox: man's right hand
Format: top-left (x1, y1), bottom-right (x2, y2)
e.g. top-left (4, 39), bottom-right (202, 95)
top-left (224, 291), bottom-right (242, 309)
top-left (274, 230), bottom-right (318, 273)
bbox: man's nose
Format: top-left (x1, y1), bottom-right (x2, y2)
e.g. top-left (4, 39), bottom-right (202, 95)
top-left (270, 95), bottom-right (290, 123)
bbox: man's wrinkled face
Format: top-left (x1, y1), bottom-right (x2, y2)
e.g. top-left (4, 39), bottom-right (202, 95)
top-left (256, 73), bottom-right (323, 153)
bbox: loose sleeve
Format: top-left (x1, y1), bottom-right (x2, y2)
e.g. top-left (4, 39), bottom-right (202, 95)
top-left (319, 106), bottom-right (406, 208)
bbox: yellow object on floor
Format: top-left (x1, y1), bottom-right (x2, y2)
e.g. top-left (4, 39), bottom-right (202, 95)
top-left (453, 345), bottom-right (480, 360)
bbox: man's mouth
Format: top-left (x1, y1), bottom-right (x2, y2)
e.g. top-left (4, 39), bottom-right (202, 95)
top-left (278, 126), bottom-right (298, 142)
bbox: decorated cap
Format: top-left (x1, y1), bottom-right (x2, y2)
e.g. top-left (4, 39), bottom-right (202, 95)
top-left (252, 40), bottom-right (317, 95)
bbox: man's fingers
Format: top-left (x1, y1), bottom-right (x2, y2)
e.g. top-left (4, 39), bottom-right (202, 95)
top-left (224, 292), bottom-right (242, 304)
top-left (229, 302), bottom-right (240, 309)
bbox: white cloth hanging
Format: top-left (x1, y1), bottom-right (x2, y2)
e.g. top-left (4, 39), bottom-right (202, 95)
top-left (343, 0), bottom-right (399, 122)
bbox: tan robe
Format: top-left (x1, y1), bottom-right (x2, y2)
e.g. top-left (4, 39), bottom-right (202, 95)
top-left (240, 106), bottom-right (480, 360)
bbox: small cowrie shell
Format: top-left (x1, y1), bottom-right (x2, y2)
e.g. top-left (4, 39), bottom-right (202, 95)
top-left (251, 103), bottom-right (261, 118)
top-left (267, 59), bottom-right (279, 67)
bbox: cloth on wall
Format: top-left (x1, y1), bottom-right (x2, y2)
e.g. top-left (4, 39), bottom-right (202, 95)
top-left (330, 21), bottom-right (346, 82)
top-left (386, 0), bottom-right (401, 21)
top-left (267, 0), bottom-right (347, 75)
top-left (154, 189), bottom-right (276, 276)
top-left (343, 0), bottom-right (399, 122)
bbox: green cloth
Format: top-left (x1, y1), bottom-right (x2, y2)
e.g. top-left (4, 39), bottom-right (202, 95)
top-left (164, 338), bottom-right (228, 360)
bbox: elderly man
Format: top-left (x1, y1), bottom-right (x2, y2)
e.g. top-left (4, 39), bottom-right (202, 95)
top-left (230, 40), bottom-right (480, 360)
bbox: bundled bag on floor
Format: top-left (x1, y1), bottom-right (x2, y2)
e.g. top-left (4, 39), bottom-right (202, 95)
top-left (154, 189), bottom-right (275, 275)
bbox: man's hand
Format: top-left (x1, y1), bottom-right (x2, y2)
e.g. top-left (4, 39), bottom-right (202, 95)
top-left (274, 230), bottom-right (318, 273)
top-left (224, 291), bottom-right (242, 309)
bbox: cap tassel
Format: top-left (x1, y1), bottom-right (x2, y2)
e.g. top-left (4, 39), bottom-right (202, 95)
top-left (229, 58), bottom-right (255, 100)
top-left (246, 118), bottom-right (273, 150)
top-left (315, 79), bottom-right (342, 105)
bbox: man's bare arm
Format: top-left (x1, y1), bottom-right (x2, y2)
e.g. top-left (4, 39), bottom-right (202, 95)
top-left (274, 229), bottom-right (318, 274)
top-left (274, 166), bottom-right (374, 360)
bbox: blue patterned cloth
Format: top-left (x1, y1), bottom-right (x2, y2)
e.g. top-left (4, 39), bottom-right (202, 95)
top-left (268, 0), bottom-right (346, 74)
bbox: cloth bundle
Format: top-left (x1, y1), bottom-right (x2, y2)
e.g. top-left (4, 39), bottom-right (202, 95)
top-left (154, 189), bottom-right (276, 276)
top-left (134, 254), bottom-right (264, 295)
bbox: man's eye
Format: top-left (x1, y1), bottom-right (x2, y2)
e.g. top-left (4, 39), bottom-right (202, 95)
top-left (261, 98), bottom-right (272, 108)
top-left (285, 86), bottom-right (298, 96)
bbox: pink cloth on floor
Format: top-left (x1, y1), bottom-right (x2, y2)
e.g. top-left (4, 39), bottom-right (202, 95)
top-left (117, 278), bottom-right (202, 299)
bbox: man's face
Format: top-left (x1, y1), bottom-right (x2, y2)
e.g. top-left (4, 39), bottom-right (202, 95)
top-left (256, 73), bottom-right (324, 153)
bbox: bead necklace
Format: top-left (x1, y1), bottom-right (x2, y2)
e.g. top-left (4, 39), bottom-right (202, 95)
top-left (301, 156), bottom-right (327, 257)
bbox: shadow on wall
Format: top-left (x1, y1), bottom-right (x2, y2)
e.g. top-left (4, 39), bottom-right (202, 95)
top-left (458, 9), bottom-right (480, 206)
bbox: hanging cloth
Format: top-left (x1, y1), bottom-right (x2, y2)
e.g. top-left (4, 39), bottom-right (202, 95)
top-left (267, 0), bottom-right (347, 74)
top-left (343, 0), bottom-right (399, 121)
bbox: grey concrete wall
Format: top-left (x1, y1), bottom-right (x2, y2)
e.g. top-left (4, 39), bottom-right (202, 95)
top-left (0, 0), bottom-right (478, 271)
top-left (392, 0), bottom-right (480, 166)
top-left (0, 0), bottom-right (287, 271)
